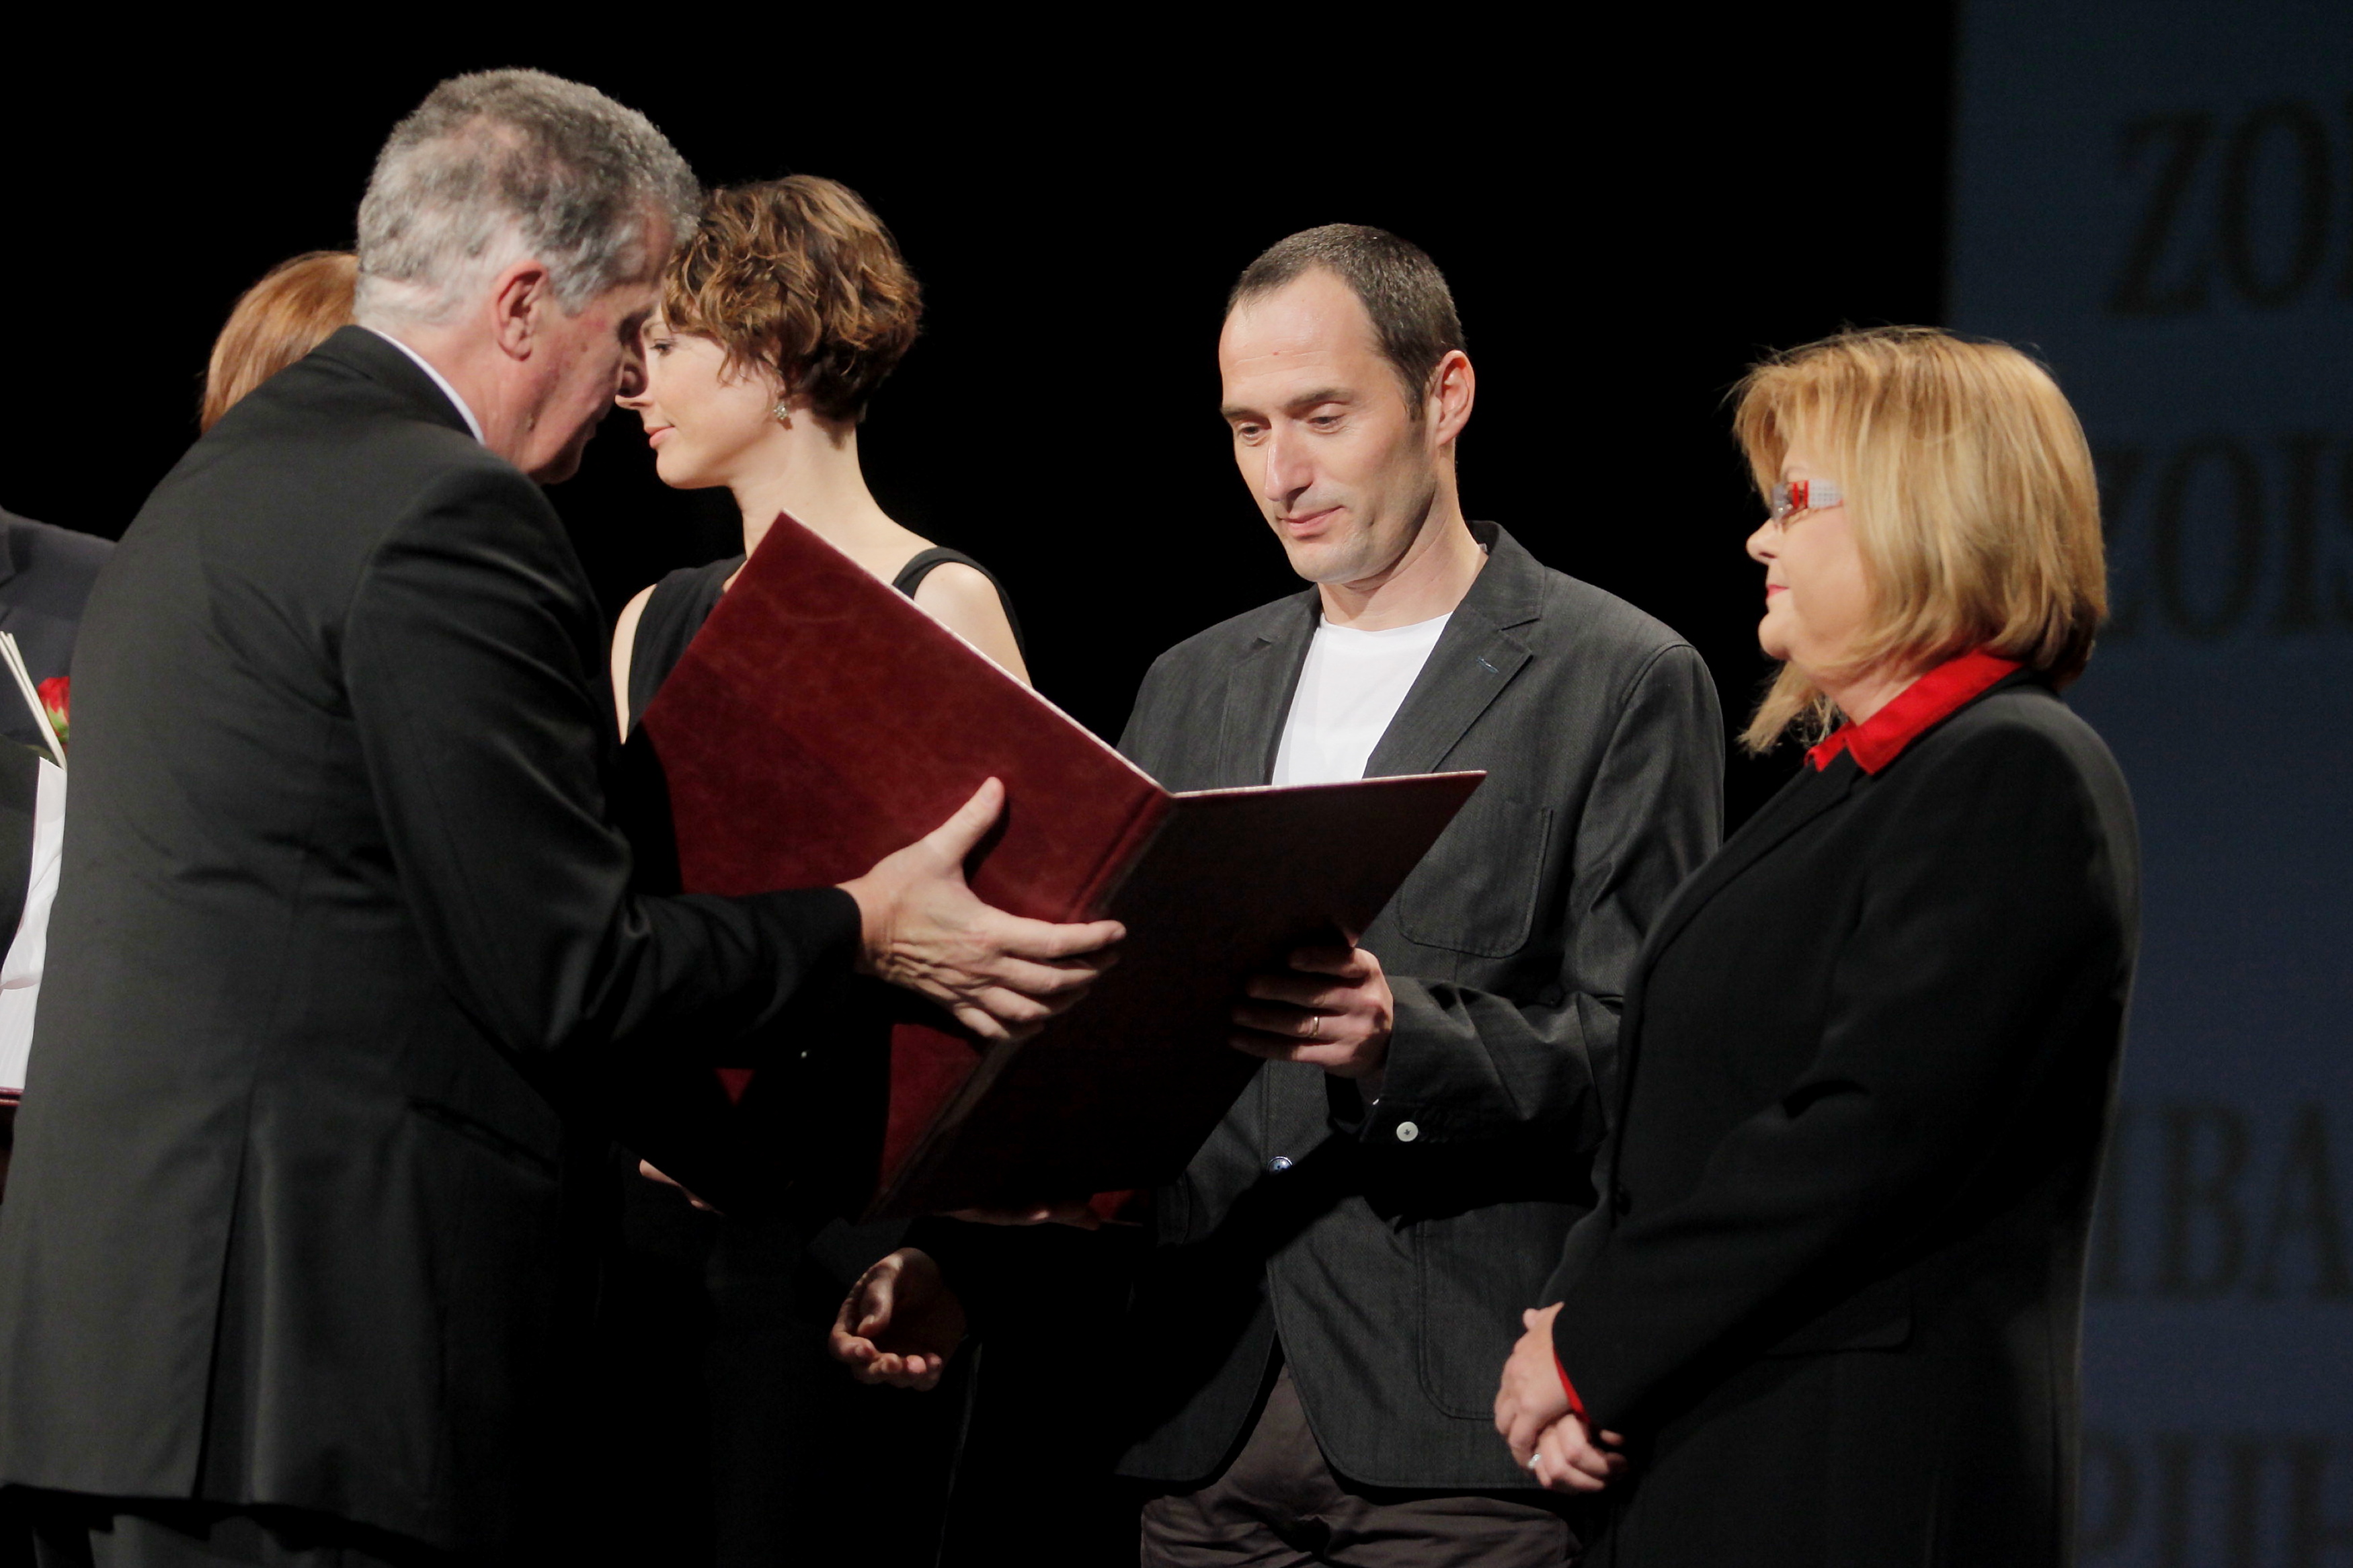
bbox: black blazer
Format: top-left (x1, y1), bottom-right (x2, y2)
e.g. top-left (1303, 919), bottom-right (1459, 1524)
top-left (1112, 524), bottom-right (1722, 1489)
top-left (0, 328), bottom-right (858, 1553)
top-left (0, 505), bottom-right (112, 748)
top-left (1548, 674), bottom-right (2139, 1567)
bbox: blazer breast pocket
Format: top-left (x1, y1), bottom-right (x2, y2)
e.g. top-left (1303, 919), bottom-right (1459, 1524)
top-left (1394, 789), bottom-right (1552, 958)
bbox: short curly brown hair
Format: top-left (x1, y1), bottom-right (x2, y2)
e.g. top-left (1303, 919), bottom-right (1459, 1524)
top-left (661, 175), bottom-right (922, 424)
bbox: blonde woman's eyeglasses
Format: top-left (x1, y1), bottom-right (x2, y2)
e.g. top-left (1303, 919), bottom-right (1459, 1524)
top-left (1767, 479), bottom-right (1843, 523)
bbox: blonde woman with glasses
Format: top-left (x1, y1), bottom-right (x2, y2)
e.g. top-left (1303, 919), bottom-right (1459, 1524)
top-left (1494, 327), bottom-right (2138, 1567)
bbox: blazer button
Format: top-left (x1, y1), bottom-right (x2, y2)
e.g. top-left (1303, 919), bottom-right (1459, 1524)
top-left (1267, 1155), bottom-right (1294, 1173)
top-left (1394, 1121), bottom-right (1420, 1143)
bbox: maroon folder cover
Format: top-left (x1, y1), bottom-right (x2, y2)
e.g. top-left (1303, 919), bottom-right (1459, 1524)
top-left (637, 514), bottom-right (1481, 1217)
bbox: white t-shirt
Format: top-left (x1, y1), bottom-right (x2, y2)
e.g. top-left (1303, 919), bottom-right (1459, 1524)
top-left (1271, 613), bottom-right (1453, 787)
top-left (0, 757), bottom-right (65, 1096)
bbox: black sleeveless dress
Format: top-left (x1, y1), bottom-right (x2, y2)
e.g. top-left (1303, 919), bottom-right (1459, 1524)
top-left (600, 544), bottom-right (1024, 1568)
top-left (625, 546), bottom-right (1026, 729)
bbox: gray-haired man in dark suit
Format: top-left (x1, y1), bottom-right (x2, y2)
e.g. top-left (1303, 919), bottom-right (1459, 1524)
top-left (853, 226), bottom-right (1724, 1564)
top-left (0, 71), bottom-right (1117, 1568)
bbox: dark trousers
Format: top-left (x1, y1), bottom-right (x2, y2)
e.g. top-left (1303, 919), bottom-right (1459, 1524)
top-left (1139, 1368), bottom-right (1576, 1568)
top-left (937, 1224), bottom-right (1150, 1565)
top-left (19, 1495), bottom-right (448, 1568)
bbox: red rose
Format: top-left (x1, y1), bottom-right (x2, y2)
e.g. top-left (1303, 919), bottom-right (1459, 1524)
top-left (36, 677), bottom-right (67, 749)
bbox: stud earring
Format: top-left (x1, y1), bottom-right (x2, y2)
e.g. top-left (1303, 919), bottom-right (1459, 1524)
top-left (770, 401), bottom-right (791, 425)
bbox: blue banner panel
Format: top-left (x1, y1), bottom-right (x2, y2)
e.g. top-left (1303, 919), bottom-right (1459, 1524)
top-left (1952, 3), bottom-right (2353, 1563)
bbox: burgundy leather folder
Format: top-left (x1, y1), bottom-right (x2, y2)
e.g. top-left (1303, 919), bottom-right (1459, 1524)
top-left (637, 514), bottom-right (1482, 1219)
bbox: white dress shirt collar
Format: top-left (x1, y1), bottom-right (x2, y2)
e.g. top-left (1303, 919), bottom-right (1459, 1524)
top-left (363, 327), bottom-right (487, 444)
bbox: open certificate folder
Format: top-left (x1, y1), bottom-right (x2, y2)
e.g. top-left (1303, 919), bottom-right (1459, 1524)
top-left (636, 514), bottom-right (1482, 1218)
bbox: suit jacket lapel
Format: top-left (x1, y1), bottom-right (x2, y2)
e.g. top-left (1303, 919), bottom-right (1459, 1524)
top-left (1217, 593), bottom-right (1319, 787)
top-left (1638, 667), bottom-right (2047, 968)
top-left (1364, 522), bottom-right (1542, 778)
top-left (1639, 759), bottom-right (1858, 968)
top-left (1364, 616), bottom-right (1529, 778)
top-left (1597, 762), bottom-right (1860, 1156)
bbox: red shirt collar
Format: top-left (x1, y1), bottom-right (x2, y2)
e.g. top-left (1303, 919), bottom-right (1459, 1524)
top-left (1806, 649), bottom-right (2024, 775)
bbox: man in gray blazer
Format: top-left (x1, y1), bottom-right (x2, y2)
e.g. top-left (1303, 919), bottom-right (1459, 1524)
top-left (836, 224), bottom-right (1722, 1562)
top-left (1109, 227), bottom-right (1723, 1563)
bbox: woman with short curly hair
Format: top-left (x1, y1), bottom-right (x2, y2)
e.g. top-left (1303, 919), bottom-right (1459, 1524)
top-left (612, 174), bottom-right (1027, 739)
top-left (604, 175), bottom-right (1025, 1564)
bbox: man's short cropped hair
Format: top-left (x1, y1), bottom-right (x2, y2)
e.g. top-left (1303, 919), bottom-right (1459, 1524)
top-left (1732, 325), bottom-right (2108, 753)
top-left (355, 69), bottom-right (700, 329)
top-left (660, 176), bottom-right (922, 426)
top-left (1228, 224), bottom-right (1464, 415)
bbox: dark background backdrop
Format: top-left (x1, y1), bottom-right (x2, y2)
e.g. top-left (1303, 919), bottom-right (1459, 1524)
top-left (1948, 7), bottom-right (2353, 1561)
top-left (12, 22), bottom-right (2351, 1563)
top-left (0, 21), bottom-right (1955, 827)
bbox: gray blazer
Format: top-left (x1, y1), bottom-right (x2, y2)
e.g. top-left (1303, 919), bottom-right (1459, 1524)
top-left (1112, 522), bottom-right (1722, 1489)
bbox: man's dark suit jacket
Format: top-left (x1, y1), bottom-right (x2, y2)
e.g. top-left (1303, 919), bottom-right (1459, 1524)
top-left (0, 327), bottom-right (859, 1555)
top-left (1111, 523), bottom-right (1722, 1490)
top-left (1548, 673), bottom-right (2139, 1567)
top-left (0, 506), bottom-right (112, 748)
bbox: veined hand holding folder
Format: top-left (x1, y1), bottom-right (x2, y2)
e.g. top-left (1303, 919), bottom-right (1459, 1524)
top-left (636, 513), bottom-right (1482, 1219)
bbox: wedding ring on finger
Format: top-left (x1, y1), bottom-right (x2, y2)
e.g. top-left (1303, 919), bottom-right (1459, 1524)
top-left (1303, 1013), bottom-right (1322, 1040)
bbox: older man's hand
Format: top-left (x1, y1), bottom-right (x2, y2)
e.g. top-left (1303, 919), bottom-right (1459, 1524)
top-left (841, 779), bottom-right (1123, 1042)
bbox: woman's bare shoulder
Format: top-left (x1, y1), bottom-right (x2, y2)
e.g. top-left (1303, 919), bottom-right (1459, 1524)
top-left (908, 559), bottom-right (1001, 612)
top-left (909, 560), bottom-right (1027, 680)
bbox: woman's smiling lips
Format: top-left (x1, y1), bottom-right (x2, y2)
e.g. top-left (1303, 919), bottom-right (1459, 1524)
top-left (647, 425), bottom-right (674, 449)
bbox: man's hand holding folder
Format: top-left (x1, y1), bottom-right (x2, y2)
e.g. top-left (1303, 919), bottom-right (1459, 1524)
top-left (840, 776), bottom-right (1124, 1044)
